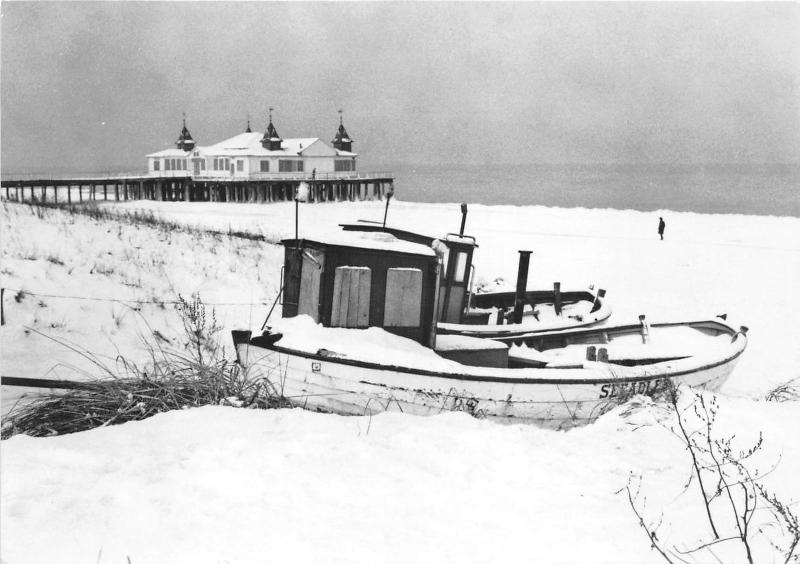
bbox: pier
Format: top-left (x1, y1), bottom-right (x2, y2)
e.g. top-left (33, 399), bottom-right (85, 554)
top-left (0, 171), bottom-right (394, 204)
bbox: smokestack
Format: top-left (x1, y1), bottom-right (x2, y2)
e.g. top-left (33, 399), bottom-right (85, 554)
top-left (459, 203), bottom-right (468, 236)
top-left (513, 251), bottom-right (532, 324)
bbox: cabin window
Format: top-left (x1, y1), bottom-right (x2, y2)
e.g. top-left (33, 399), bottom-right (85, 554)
top-left (200, 160), bottom-right (206, 170)
top-left (224, 158), bottom-right (230, 170)
top-left (334, 159), bottom-right (354, 172)
top-left (260, 160), bottom-right (270, 172)
top-left (331, 266), bottom-right (371, 328)
top-left (439, 248), bottom-right (450, 281)
top-left (236, 160), bottom-right (244, 172)
top-left (165, 159), bottom-right (171, 171)
top-left (153, 160), bottom-right (160, 171)
top-left (384, 268), bottom-right (423, 327)
top-left (452, 251), bottom-right (468, 283)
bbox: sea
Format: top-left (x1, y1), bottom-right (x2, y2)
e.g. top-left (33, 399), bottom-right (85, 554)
top-left (383, 163), bottom-right (800, 217)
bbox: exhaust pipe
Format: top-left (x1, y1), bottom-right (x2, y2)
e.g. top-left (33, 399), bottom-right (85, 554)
top-left (513, 250), bottom-right (532, 324)
top-left (553, 282), bottom-right (562, 316)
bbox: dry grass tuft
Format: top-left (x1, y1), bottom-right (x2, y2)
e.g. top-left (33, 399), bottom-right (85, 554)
top-left (2, 294), bottom-right (289, 438)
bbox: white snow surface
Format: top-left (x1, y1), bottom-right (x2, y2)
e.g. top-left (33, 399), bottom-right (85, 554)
top-left (1, 199), bottom-right (800, 563)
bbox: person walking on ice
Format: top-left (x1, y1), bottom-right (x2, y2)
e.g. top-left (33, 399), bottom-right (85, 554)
top-left (658, 217), bottom-right (666, 240)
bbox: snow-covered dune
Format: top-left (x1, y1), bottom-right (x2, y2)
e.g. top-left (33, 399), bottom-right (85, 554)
top-left (1, 200), bottom-right (799, 563)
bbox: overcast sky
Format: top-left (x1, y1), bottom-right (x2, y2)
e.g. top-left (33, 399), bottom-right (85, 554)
top-left (2, 2), bottom-right (798, 173)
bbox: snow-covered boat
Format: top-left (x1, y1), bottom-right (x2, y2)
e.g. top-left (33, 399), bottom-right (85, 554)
top-left (340, 213), bottom-right (611, 338)
top-left (233, 231), bottom-right (747, 429)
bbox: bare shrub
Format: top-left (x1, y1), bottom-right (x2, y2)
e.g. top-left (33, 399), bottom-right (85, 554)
top-left (766, 378), bottom-right (800, 403)
top-left (174, 293), bottom-right (222, 367)
top-left (624, 382), bottom-right (800, 564)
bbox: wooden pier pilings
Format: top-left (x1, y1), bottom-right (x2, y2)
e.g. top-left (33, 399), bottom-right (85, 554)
top-left (0, 174), bottom-right (394, 205)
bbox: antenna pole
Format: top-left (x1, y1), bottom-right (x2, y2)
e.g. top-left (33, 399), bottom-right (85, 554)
top-left (295, 198), bottom-right (299, 248)
top-left (382, 190), bottom-right (393, 228)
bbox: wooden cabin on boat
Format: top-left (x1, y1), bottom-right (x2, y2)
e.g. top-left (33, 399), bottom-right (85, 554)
top-left (281, 233), bottom-right (439, 346)
top-left (278, 230), bottom-right (509, 367)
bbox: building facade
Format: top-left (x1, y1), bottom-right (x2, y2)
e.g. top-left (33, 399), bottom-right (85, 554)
top-left (146, 115), bottom-right (357, 179)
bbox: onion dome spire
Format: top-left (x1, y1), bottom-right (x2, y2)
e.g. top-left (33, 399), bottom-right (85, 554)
top-left (245, 116), bottom-right (252, 133)
top-left (261, 107), bottom-right (283, 150)
top-left (175, 113), bottom-right (195, 152)
top-left (331, 109), bottom-right (352, 152)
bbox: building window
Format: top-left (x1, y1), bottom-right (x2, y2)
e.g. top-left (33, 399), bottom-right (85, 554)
top-left (334, 159), bottom-right (355, 172)
top-left (260, 160), bottom-right (270, 172)
top-left (165, 159), bottom-right (171, 171)
top-left (201, 160), bottom-right (206, 170)
top-left (236, 160), bottom-right (243, 172)
top-left (154, 160), bottom-right (160, 171)
top-left (279, 160), bottom-right (303, 172)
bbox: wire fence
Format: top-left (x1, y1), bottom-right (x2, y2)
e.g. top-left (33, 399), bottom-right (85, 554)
top-left (0, 287), bottom-right (271, 310)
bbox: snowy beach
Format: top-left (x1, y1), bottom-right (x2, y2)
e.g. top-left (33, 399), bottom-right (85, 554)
top-left (1, 199), bottom-right (799, 563)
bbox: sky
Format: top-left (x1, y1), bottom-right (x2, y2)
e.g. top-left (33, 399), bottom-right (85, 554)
top-left (1, 2), bottom-right (799, 174)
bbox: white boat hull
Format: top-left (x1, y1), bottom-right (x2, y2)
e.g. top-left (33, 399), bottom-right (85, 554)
top-left (235, 321), bottom-right (746, 430)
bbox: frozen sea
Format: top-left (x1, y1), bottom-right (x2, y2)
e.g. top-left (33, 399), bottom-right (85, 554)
top-left (381, 162), bottom-right (800, 217)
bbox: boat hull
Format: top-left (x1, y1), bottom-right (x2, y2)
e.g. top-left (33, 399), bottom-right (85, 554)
top-left (235, 321), bottom-right (746, 430)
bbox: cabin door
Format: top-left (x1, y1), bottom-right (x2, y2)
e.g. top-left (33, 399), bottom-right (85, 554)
top-left (297, 249), bottom-right (325, 322)
top-left (438, 248), bottom-right (471, 323)
top-left (331, 266), bottom-right (371, 328)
